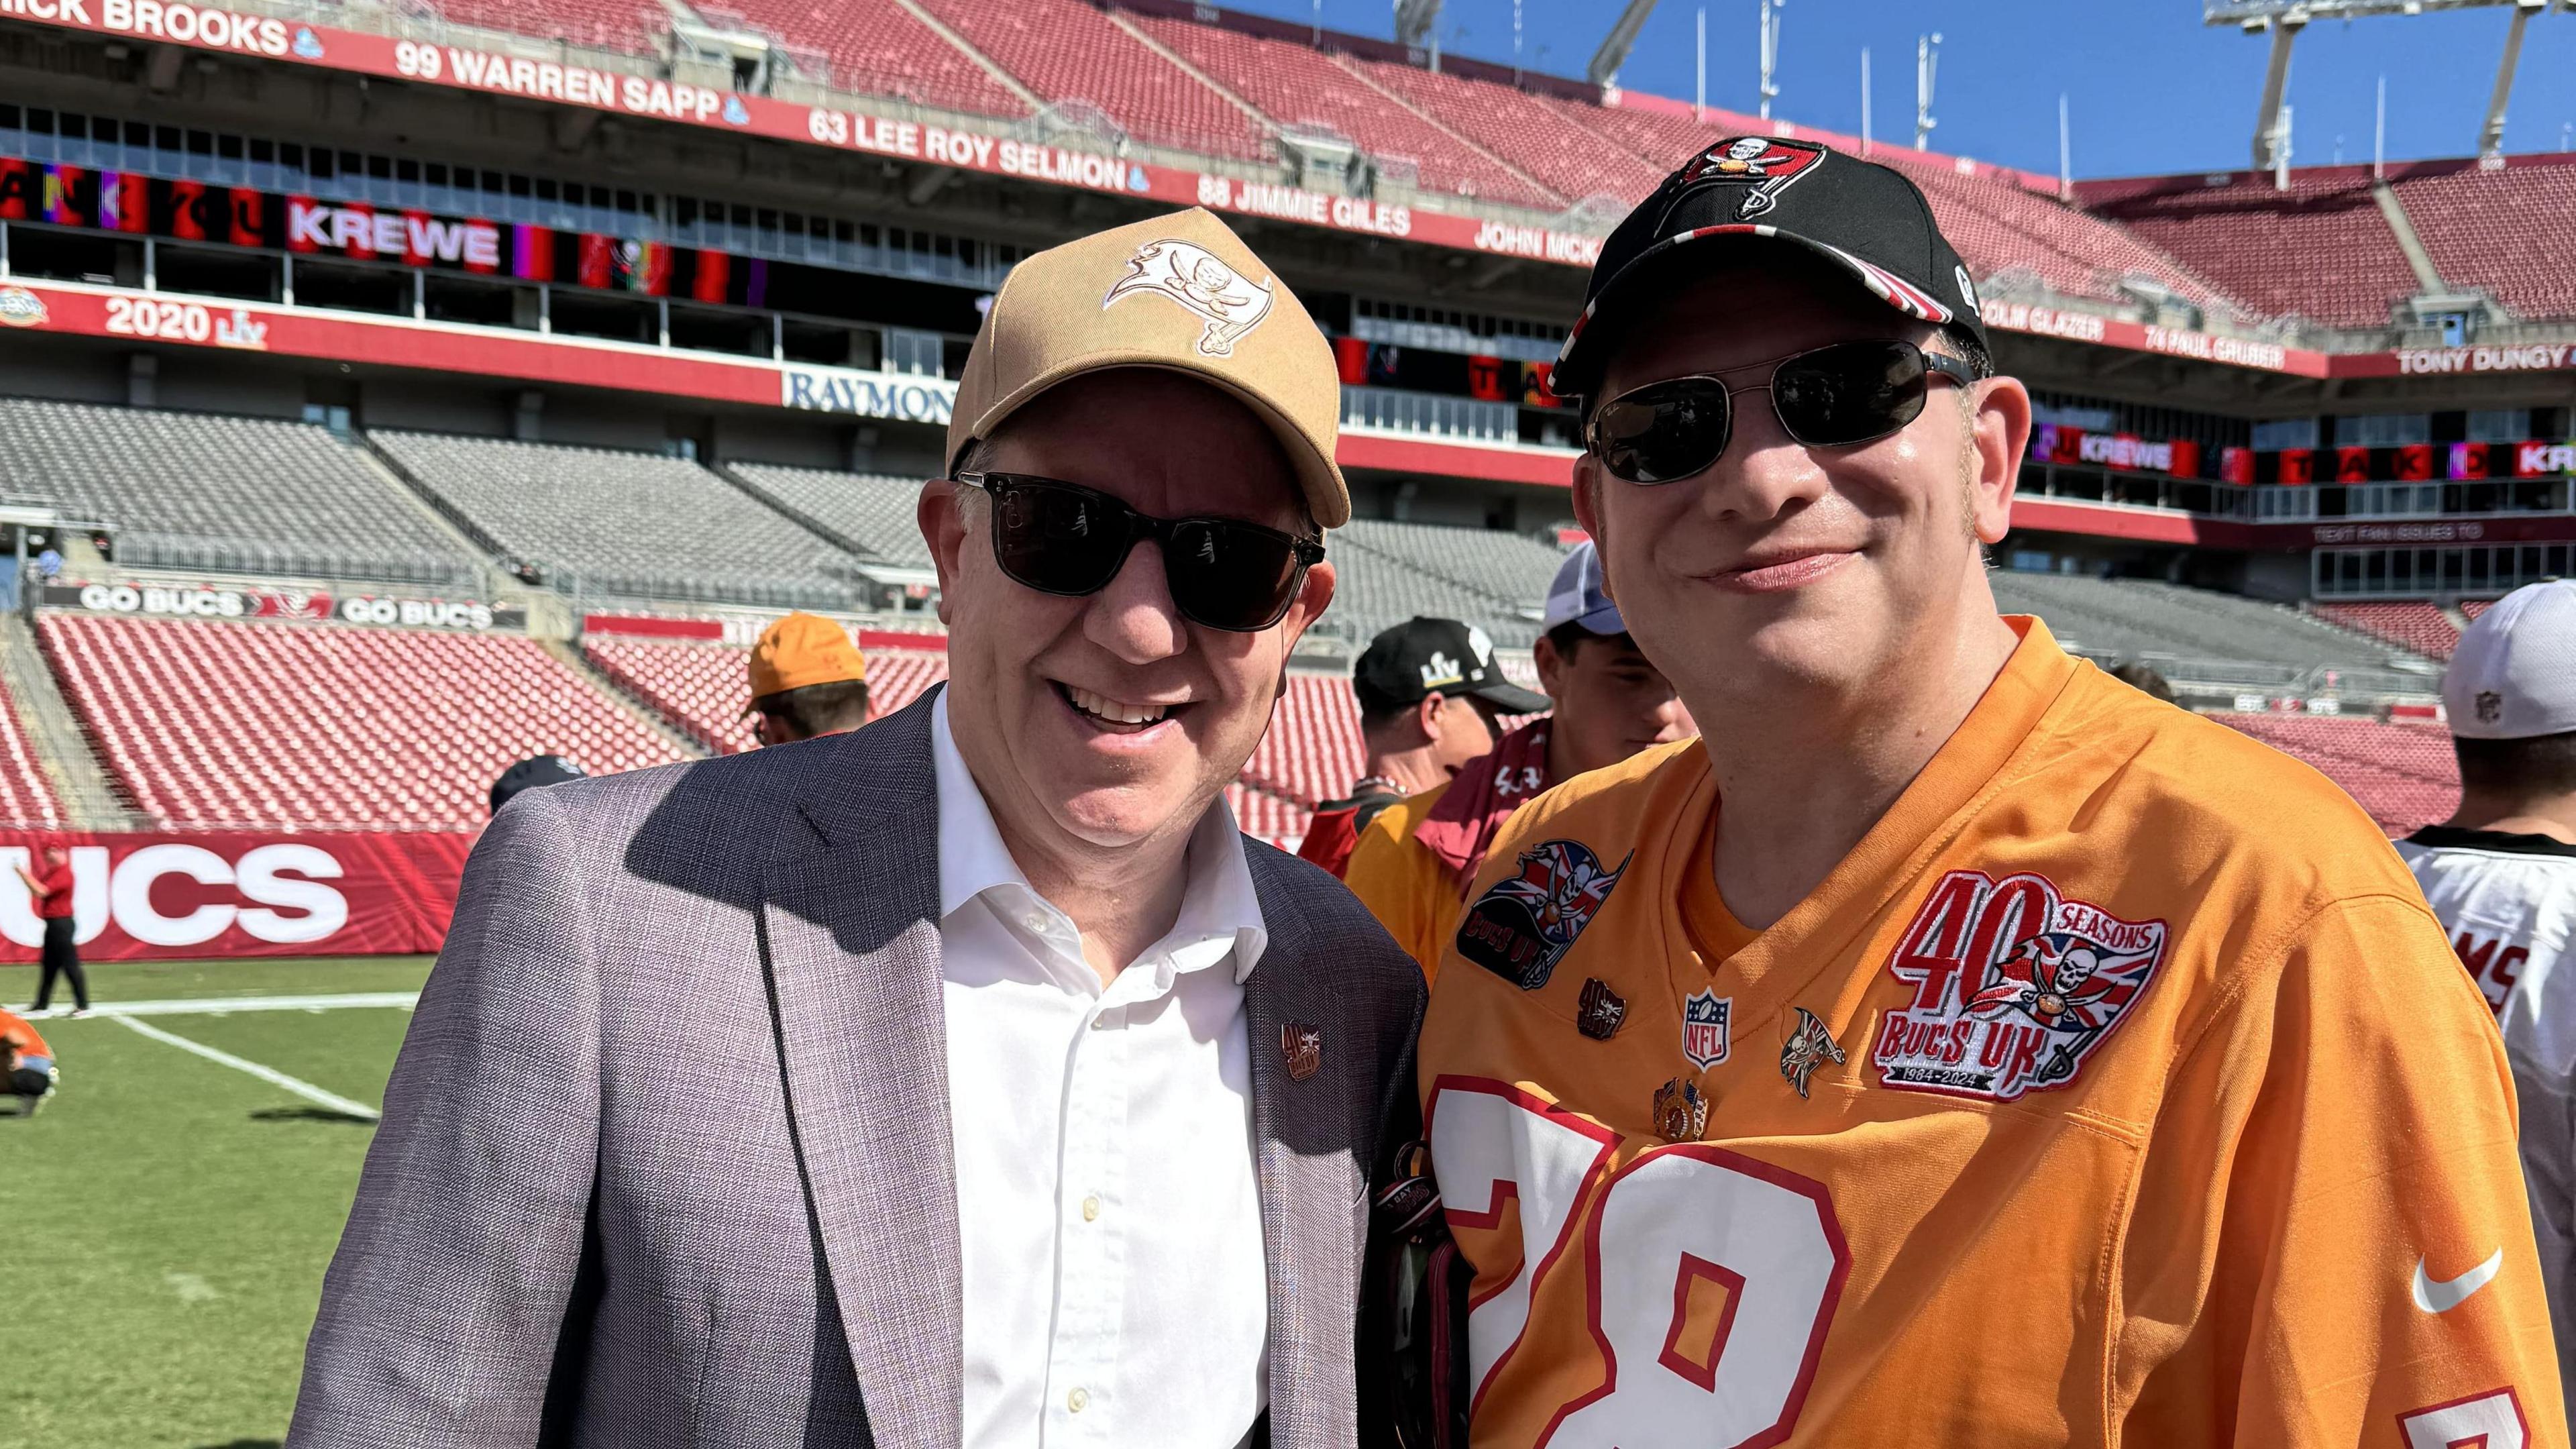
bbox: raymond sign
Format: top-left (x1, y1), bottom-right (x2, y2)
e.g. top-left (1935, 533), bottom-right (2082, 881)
top-left (0, 832), bottom-right (472, 961)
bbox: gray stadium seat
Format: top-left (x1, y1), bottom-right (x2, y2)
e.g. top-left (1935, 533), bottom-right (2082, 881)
top-left (1988, 570), bottom-right (2434, 671)
top-left (372, 431), bottom-right (863, 610)
top-left (724, 463), bottom-right (934, 568)
top-left (0, 398), bottom-right (476, 584)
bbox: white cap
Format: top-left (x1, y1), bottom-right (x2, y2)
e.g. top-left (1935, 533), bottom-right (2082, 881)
top-left (2445, 580), bottom-right (2576, 740)
top-left (1542, 541), bottom-right (1625, 636)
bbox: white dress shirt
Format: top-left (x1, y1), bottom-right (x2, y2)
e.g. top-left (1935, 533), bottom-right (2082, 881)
top-left (930, 693), bottom-right (1271, 1449)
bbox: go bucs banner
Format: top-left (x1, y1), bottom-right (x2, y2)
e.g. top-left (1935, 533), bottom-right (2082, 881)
top-left (0, 157), bottom-right (762, 305)
top-left (0, 830), bottom-right (474, 962)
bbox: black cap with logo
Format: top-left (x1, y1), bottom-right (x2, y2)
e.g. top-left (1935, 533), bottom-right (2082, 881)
top-left (1353, 616), bottom-right (1551, 718)
top-left (1553, 136), bottom-right (1989, 407)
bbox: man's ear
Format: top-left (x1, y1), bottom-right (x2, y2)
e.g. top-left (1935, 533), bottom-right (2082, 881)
top-left (1275, 559), bottom-right (1336, 653)
top-left (1569, 460), bottom-right (1613, 603)
top-left (1533, 630), bottom-right (1567, 700)
top-left (1415, 690), bottom-right (1448, 743)
top-left (1967, 376), bottom-right (2032, 545)
top-left (919, 479), bottom-right (968, 626)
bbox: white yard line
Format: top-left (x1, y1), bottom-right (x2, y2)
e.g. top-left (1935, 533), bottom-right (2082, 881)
top-left (71, 992), bottom-right (420, 1018)
top-left (107, 1013), bottom-right (384, 1122)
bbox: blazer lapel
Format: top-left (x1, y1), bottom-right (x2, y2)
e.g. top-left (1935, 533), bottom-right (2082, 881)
top-left (1242, 854), bottom-right (1363, 1449)
top-left (759, 698), bottom-right (962, 1449)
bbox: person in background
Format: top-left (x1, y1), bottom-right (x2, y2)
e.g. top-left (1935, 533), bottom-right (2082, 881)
top-left (488, 755), bottom-right (587, 816)
top-left (1344, 541), bottom-right (1691, 977)
top-left (1, 1005), bottom-right (56, 1116)
top-left (2108, 659), bottom-right (2177, 703)
top-left (1296, 616), bottom-right (1548, 878)
top-left (16, 845), bottom-right (85, 1018)
top-left (746, 612), bottom-right (871, 746)
top-left (2396, 578), bottom-right (2576, 1407)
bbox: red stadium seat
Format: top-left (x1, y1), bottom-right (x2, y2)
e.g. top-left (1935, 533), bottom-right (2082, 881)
top-left (714, 0), bottom-right (1029, 118)
top-left (915, 0), bottom-right (1272, 160)
top-left (0, 672), bottom-right (66, 830)
top-left (38, 615), bottom-right (690, 830)
top-left (2311, 602), bottom-right (2463, 661)
top-left (2080, 170), bottom-right (2417, 330)
top-left (2216, 712), bottom-right (2460, 837)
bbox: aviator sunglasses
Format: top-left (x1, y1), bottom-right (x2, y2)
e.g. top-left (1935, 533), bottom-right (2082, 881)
top-left (953, 471), bottom-right (1326, 633)
top-left (1585, 338), bottom-right (1982, 485)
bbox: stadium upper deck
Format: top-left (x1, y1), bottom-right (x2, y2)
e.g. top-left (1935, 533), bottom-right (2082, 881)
top-left (0, 0), bottom-right (2569, 612)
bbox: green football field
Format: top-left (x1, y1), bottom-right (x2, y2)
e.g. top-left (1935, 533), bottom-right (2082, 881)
top-left (1, 955), bottom-right (433, 1449)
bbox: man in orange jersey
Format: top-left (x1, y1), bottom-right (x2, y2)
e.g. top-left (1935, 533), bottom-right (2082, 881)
top-left (1346, 542), bottom-right (1690, 977)
top-left (1413, 136), bottom-right (2564, 1448)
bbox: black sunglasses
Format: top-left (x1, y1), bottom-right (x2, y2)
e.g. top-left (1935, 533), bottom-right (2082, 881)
top-left (954, 471), bottom-right (1326, 633)
top-left (1585, 339), bottom-right (1981, 485)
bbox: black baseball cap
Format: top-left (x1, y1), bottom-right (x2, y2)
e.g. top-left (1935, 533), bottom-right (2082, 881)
top-left (1554, 137), bottom-right (1989, 407)
top-left (1354, 617), bottom-right (1550, 717)
top-left (490, 753), bottom-right (588, 814)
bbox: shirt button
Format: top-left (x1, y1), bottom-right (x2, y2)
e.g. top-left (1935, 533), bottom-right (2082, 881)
top-left (1022, 912), bottom-right (1048, 933)
top-left (1081, 1195), bottom-right (1101, 1222)
top-left (1090, 1013), bottom-right (1112, 1030)
top-left (1067, 1387), bottom-right (1089, 1413)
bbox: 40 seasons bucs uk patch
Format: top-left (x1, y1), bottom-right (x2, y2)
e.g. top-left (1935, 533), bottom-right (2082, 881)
top-left (1870, 869), bottom-right (2170, 1102)
top-left (1456, 839), bottom-right (1631, 991)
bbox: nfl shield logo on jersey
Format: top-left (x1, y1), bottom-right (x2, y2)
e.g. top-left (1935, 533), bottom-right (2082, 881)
top-left (1871, 869), bottom-right (2170, 1102)
top-left (1456, 839), bottom-right (1631, 991)
top-left (1681, 989), bottom-right (1731, 1069)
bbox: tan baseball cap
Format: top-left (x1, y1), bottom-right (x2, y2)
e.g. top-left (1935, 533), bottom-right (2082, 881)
top-left (947, 207), bottom-right (1349, 528)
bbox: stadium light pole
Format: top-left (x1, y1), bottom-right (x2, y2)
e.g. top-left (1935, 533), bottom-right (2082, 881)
top-left (2059, 93), bottom-right (2073, 201)
top-left (2477, 0), bottom-right (2545, 162)
top-left (2375, 72), bottom-right (2387, 178)
top-left (1758, 0), bottom-right (1784, 122)
top-left (1698, 8), bottom-right (1707, 119)
top-left (1915, 32), bottom-right (1940, 150)
top-left (1860, 47), bottom-right (1872, 156)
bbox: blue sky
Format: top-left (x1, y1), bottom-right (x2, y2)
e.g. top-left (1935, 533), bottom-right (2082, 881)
top-left (1217, 0), bottom-right (2576, 178)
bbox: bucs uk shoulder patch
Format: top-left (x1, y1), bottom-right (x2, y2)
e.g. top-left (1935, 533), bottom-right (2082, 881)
top-left (1870, 869), bottom-right (2169, 1102)
top-left (1456, 839), bottom-right (1630, 991)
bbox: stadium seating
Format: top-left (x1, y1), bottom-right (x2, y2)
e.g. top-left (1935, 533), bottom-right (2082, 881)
top-left (2311, 602), bottom-right (2462, 661)
top-left (720, 0), bottom-right (1028, 117)
top-left (2387, 158), bottom-right (2576, 321)
top-left (372, 431), bottom-right (861, 610)
top-left (1226, 782), bottom-right (1312, 853)
top-left (724, 464), bottom-right (932, 566)
top-left (425, 0), bottom-right (665, 54)
top-left (1348, 61), bottom-right (1662, 207)
top-left (1989, 571), bottom-right (2434, 671)
top-left (1880, 154), bottom-right (2249, 320)
top-left (584, 634), bottom-right (949, 753)
top-left (2080, 170), bottom-right (2417, 330)
top-left (1324, 546), bottom-right (1542, 650)
top-left (0, 676), bottom-right (65, 829)
top-left (1244, 672), bottom-right (1366, 808)
top-left (915, 0), bottom-right (1272, 159)
top-left (38, 614), bottom-right (688, 830)
top-left (584, 637), bottom-right (761, 754)
top-left (2462, 598), bottom-right (2498, 621)
top-left (1133, 16), bottom-right (1557, 209)
top-left (0, 399), bottom-right (476, 585)
top-left (1337, 519), bottom-right (1564, 615)
top-left (2218, 712), bottom-right (2459, 835)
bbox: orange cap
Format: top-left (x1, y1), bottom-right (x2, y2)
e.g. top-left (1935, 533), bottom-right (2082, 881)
top-left (745, 613), bottom-right (866, 714)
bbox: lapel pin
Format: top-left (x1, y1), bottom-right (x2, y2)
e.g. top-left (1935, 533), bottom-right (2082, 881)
top-left (1576, 977), bottom-right (1627, 1040)
top-left (1652, 1077), bottom-right (1708, 1142)
top-left (1281, 1022), bottom-right (1323, 1082)
top-left (1779, 1006), bottom-right (1847, 1099)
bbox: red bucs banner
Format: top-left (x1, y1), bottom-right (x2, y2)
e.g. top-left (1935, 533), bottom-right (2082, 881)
top-left (0, 831), bottom-right (474, 963)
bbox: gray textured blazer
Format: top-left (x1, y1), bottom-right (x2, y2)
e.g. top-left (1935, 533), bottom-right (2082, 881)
top-left (288, 688), bottom-right (1426, 1449)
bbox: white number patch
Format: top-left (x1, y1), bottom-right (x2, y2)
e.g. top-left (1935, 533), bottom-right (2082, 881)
top-left (1428, 1077), bottom-right (1849, 1447)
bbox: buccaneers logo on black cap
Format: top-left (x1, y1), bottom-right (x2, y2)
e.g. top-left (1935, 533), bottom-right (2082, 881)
top-left (1675, 136), bottom-right (1829, 219)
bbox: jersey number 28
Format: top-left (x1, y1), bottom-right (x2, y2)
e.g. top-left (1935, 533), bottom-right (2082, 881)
top-left (1428, 1078), bottom-right (1850, 1448)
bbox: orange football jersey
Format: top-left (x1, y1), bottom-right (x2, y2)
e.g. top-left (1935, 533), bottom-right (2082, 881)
top-left (1420, 618), bottom-right (2565, 1448)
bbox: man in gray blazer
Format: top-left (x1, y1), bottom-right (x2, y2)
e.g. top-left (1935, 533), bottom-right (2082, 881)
top-left (290, 207), bottom-right (1425, 1449)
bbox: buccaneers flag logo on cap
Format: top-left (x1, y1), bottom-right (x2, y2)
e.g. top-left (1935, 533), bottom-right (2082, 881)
top-left (1103, 238), bottom-right (1276, 357)
top-left (1676, 136), bottom-right (1829, 219)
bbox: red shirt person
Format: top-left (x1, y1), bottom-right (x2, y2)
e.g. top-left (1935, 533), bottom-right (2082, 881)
top-left (15, 845), bottom-right (87, 1016)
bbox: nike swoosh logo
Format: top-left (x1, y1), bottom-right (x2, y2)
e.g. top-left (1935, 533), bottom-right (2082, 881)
top-left (2412, 1249), bottom-right (2505, 1313)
